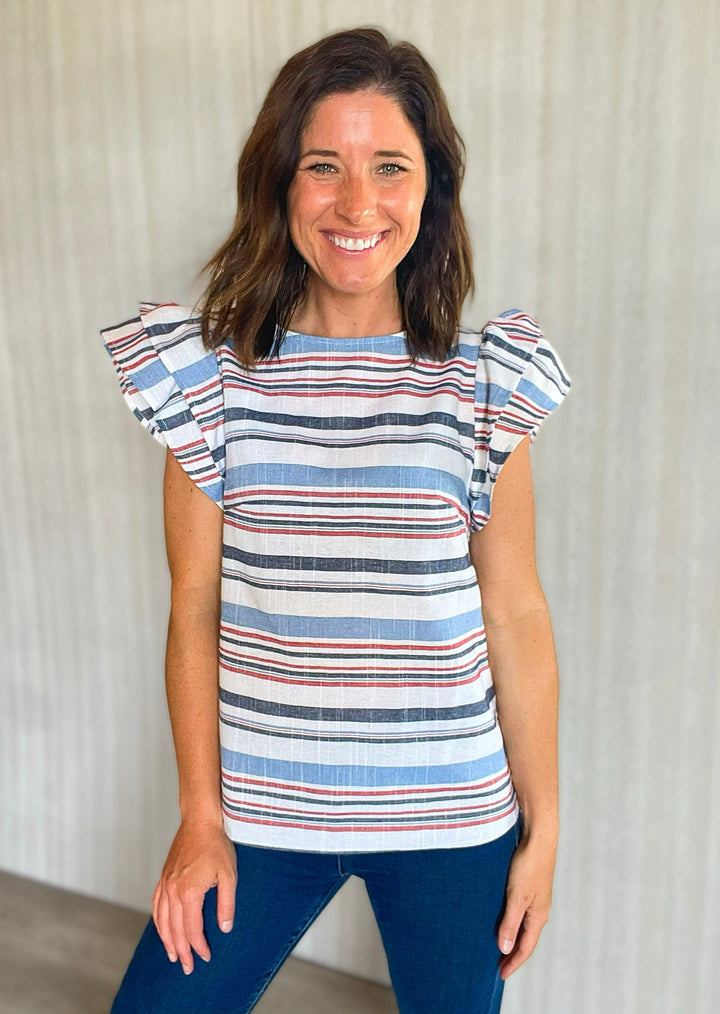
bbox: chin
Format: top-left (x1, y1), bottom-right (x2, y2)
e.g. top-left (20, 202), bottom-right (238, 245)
top-left (323, 277), bottom-right (388, 295)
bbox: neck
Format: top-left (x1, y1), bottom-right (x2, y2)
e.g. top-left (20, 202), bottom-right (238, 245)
top-left (288, 278), bottom-right (403, 338)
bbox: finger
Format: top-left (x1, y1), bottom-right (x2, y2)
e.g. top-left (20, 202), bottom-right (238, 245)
top-left (155, 889), bottom-right (178, 963)
top-left (217, 871), bottom-right (237, 934)
top-left (184, 890), bottom-right (212, 963)
top-left (499, 917), bottom-right (543, 978)
top-left (168, 886), bottom-right (194, 975)
top-left (152, 880), bottom-right (159, 922)
top-left (500, 935), bottom-right (535, 978)
top-left (498, 898), bottom-right (527, 955)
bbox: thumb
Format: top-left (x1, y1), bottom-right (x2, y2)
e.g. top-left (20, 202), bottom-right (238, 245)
top-left (499, 934), bottom-right (515, 954)
top-left (217, 873), bottom-right (236, 933)
top-left (498, 904), bottom-right (524, 954)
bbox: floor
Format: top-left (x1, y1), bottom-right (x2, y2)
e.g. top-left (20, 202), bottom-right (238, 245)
top-left (0, 868), bottom-right (399, 1014)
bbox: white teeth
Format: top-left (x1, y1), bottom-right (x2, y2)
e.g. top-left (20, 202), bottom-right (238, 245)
top-left (327, 232), bottom-right (385, 250)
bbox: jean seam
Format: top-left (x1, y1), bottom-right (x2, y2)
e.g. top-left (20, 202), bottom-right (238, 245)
top-left (485, 964), bottom-right (505, 1014)
top-left (239, 874), bottom-right (349, 1013)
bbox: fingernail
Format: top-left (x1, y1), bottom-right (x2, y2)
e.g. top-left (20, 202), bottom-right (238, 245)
top-left (183, 965), bottom-right (191, 975)
top-left (202, 953), bottom-right (211, 962)
top-left (221, 920), bottom-right (233, 932)
top-left (168, 952), bottom-right (177, 962)
top-left (501, 939), bottom-right (513, 953)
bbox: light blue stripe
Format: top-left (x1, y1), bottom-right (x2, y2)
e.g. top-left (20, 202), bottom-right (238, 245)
top-left (221, 745), bottom-right (509, 785)
top-left (173, 355), bottom-right (223, 387)
top-left (517, 375), bottom-right (562, 409)
top-left (194, 478), bottom-right (224, 504)
top-left (278, 333), bottom-right (481, 358)
top-left (220, 601), bottom-right (484, 641)
top-left (130, 351), bottom-right (218, 392)
top-left (224, 462), bottom-right (470, 502)
top-left (130, 358), bottom-right (172, 391)
top-left (475, 379), bottom-right (523, 407)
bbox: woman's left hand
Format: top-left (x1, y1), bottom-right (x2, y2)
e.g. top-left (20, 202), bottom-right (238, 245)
top-left (496, 829), bottom-right (558, 979)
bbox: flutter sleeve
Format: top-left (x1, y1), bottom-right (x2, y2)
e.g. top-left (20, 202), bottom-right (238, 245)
top-left (468, 309), bottom-right (572, 532)
top-left (99, 300), bottom-right (226, 507)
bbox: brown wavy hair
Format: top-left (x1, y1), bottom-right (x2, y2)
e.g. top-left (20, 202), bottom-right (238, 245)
top-left (192, 26), bottom-right (474, 368)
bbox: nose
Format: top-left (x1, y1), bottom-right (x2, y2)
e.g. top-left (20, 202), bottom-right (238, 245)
top-left (336, 172), bottom-right (375, 222)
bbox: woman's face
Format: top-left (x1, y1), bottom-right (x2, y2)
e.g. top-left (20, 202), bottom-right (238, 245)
top-left (287, 88), bottom-right (428, 306)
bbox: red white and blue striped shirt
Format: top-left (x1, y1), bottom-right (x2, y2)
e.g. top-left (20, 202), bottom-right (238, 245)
top-left (100, 302), bottom-right (571, 852)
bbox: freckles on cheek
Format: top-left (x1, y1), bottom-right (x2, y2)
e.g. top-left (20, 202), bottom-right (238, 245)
top-left (293, 186), bottom-right (323, 220)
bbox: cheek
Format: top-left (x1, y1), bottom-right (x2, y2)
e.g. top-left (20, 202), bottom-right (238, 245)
top-left (286, 189), bottom-right (299, 239)
top-left (289, 183), bottom-right (333, 226)
top-left (384, 185), bottom-right (426, 222)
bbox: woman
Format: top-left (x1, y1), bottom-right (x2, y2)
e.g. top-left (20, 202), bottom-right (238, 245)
top-left (101, 26), bottom-right (571, 1014)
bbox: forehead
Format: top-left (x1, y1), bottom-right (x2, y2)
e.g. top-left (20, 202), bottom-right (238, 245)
top-left (302, 90), bottom-right (421, 147)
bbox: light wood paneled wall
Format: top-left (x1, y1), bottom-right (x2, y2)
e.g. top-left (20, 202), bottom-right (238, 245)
top-left (1, 1), bottom-right (717, 1010)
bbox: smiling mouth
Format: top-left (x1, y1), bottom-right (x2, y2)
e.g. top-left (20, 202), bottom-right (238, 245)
top-left (323, 230), bottom-right (390, 254)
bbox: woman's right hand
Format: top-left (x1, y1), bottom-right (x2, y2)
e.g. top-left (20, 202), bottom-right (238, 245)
top-left (152, 818), bottom-right (238, 975)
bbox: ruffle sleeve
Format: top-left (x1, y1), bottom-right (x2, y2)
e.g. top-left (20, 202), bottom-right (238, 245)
top-left (468, 309), bottom-right (572, 532)
top-left (99, 301), bottom-right (226, 507)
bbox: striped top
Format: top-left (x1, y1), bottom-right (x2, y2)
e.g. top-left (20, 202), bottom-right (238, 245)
top-left (100, 302), bottom-right (572, 853)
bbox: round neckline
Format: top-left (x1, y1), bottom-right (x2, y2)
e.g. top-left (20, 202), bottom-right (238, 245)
top-left (279, 330), bottom-right (409, 350)
top-left (280, 327), bottom-right (406, 343)
top-left (283, 332), bottom-right (405, 340)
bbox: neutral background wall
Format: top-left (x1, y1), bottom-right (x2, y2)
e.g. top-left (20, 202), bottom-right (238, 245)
top-left (1, 1), bottom-right (718, 1011)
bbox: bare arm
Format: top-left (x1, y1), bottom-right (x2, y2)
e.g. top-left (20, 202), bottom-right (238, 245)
top-left (469, 435), bottom-right (560, 977)
top-left (163, 447), bottom-right (224, 826)
top-left (469, 435), bottom-right (560, 841)
top-left (151, 448), bottom-right (237, 976)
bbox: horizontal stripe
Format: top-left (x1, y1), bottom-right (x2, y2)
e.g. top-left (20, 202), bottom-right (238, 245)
top-left (100, 301), bottom-right (571, 852)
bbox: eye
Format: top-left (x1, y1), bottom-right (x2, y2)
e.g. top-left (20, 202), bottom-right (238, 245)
top-left (304, 162), bottom-right (407, 176)
top-left (307, 162), bottom-right (337, 174)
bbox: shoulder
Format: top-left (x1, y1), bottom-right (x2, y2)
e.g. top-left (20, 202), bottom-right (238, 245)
top-left (100, 301), bottom-right (220, 406)
top-left (475, 308), bottom-right (572, 397)
top-left (99, 300), bottom-right (226, 507)
top-left (467, 308), bottom-right (572, 529)
top-left (100, 299), bottom-right (208, 357)
top-left (478, 308), bottom-right (542, 364)
top-left (455, 309), bottom-right (542, 360)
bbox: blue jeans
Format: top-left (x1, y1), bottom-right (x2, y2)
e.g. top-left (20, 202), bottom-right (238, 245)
top-left (110, 816), bottom-right (522, 1014)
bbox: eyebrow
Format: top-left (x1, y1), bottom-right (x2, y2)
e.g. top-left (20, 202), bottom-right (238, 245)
top-left (300, 148), bottom-right (415, 162)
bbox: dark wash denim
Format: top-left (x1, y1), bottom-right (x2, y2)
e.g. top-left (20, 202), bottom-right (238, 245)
top-left (110, 815), bottom-right (522, 1014)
